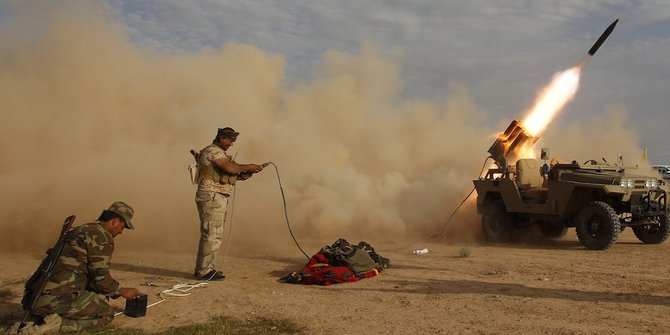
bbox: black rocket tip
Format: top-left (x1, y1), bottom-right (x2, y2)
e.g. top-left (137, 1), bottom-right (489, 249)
top-left (610, 18), bottom-right (619, 30)
top-left (587, 18), bottom-right (619, 56)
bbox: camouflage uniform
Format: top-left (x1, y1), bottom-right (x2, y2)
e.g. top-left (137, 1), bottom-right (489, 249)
top-left (30, 222), bottom-right (123, 331)
top-left (194, 143), bottom-right (236, 277)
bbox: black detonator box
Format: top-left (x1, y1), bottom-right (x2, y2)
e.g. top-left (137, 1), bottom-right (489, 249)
top-left (124, 293), bottom-right (148, 317)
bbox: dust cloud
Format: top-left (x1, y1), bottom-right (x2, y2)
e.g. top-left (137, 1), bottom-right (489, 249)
top-left (540, 106), bottom-right (651, 170)
top-left (0, 3), bottom-right (651, 256)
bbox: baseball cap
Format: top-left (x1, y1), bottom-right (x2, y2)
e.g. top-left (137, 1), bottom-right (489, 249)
top-left (107, 201), bottom-right (134, 229)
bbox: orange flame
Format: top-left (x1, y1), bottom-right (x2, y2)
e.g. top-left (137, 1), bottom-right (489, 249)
top-left (522, 66), bottom-right (582, 137)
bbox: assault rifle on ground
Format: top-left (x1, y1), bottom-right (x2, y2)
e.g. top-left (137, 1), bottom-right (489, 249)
top-left (18, 215), bottom-right (76, 330)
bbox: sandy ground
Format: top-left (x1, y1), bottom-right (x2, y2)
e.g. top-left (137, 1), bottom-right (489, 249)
top-left (2, 229), bottom-right (670, 335)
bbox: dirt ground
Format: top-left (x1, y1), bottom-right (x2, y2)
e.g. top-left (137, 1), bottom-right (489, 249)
top-left (2, 229), bottom-right (670, 335)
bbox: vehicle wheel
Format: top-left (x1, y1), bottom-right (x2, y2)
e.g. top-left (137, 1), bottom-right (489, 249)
top-left (482, 201), bottom-right (513, 243)
top-left (632, 213), bottom-right (670, 244)
top-left (575, 201), bottom-right (620, 250)
top-left (539, 224), bottom-right (568, 239)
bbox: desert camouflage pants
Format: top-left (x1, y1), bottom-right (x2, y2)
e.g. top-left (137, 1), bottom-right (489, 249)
top-left (32, 290), bottom-right (113, 331)
top-left (194, 190), bottom-right (229, 276)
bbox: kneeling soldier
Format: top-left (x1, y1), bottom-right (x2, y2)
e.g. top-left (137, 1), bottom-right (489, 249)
top-left (20, 202), bottom-right (142, 333)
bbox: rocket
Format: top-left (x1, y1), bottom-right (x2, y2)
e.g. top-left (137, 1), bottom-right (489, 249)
top-left (587, 19), bottom-right (618, 56)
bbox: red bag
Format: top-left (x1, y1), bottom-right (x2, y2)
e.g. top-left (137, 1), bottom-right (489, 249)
top-left (296, 253), bottom-right (359, 286)
top-left (280, 240), bottom-right (386, 286)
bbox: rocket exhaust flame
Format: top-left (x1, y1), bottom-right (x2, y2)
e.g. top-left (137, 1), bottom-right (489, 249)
top-left (485, 20), bottom-right (618, 167)
top-left (521, 66), bottom-right (581, 137)
top-left (488, 66), bottom-right (581, 168)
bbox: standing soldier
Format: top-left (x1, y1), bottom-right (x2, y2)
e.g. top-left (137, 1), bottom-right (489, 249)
top-left (194, 127), bottom-right (264, 280)
top-left (19, 202), bottom-right (143, 333)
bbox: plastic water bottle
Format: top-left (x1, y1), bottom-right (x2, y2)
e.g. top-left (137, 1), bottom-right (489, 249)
top-left (413, 248), bottom-right (429, 255)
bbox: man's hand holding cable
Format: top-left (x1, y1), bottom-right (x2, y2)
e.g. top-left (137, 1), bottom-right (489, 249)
top-left (236, 163), bottom-right (264, 180)
top-left (248, 163), bottom-right (263, 173)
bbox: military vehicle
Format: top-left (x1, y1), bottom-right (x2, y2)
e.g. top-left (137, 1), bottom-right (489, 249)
top-left (473, 121), bottom-right (669, 250)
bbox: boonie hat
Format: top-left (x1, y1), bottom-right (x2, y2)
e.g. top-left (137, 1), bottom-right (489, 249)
top-left (217, 127), bottom-right (239, 140)
top-left (107, 201), bottom-right (134, 229)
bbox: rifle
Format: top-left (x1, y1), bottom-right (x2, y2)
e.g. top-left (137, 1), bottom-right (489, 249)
top-left (188, 149), bottom-right (200, 184)
top-left (18, 215), bottom-right (76, 330)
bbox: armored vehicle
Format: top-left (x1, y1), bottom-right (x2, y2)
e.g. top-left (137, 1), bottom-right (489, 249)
top-left (472, 121), bottom-right (668, 250)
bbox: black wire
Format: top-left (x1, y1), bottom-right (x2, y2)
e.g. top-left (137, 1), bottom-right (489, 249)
top-left (267, 162), bottom-right (310, 259)
top-left (438, 156), bottom-right (493, 237)
top-left (439, 187), bottom-right (476, 235)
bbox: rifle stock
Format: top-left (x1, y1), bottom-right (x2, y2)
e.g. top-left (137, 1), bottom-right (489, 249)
top-left (189, 149), bottom-right (199, 163)
top-left (18, 215), bottom-right (76, 330)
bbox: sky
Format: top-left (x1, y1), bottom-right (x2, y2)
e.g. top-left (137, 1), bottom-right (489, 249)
top-left (0, 1), bottom-right (668, 253)
top-left (106, 0), bottom-right (670, 162)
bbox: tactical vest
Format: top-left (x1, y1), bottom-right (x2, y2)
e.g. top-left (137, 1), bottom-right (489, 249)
top-left (196, 146), bottom-right (238, 186)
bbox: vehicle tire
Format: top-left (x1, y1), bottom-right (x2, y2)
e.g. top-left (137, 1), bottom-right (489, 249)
top-left (482, 201), bottom-right (513, 243)
top-left (632, 213), bottom-right (670, 244)
top-left (575, 201), bottom-right (620, 250)
top-left (539, 224), bottom-right (568, 239)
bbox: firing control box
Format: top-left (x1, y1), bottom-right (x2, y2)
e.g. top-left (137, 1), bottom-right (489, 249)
top-left (124, 293), bottom-right (148, 317)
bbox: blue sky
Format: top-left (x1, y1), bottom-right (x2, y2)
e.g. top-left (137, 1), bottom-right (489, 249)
top-left (100, 0), bottom-right (670, 162)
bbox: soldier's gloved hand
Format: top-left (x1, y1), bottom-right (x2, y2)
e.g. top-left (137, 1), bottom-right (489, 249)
top-left (119, 287), bottom-right (142, 300)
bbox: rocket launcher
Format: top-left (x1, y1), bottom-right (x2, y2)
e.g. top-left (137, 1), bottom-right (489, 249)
top-left (487, 120), bottom-right (539, 169)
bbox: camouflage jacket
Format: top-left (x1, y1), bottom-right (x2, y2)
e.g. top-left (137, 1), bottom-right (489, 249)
top-left (43, 221), bottom-right (121, 297)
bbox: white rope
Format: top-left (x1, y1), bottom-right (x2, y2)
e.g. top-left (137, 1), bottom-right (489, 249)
top-left (114, 282), bottom-right (209, 317)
